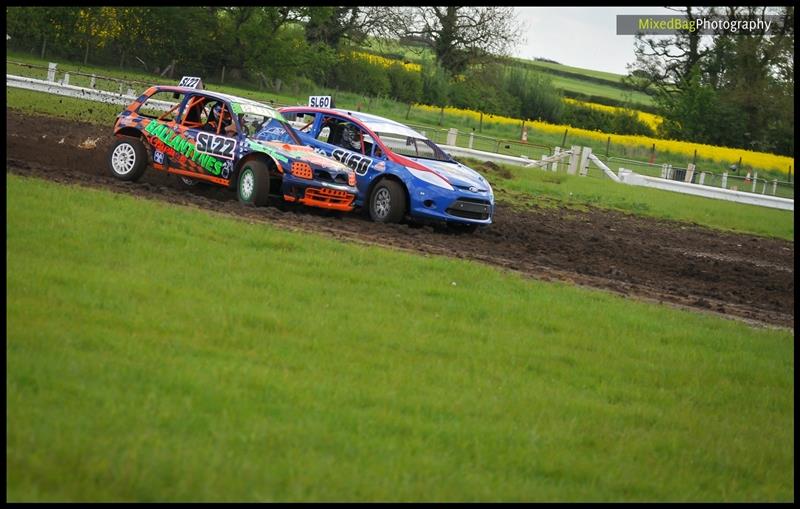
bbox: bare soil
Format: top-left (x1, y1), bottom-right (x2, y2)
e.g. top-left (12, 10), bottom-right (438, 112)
top-left (6, 111), bottom-right (794, 328)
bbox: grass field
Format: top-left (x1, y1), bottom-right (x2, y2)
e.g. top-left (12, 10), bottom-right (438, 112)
top-left (461, 158), bottom-right (794, 241)
top-left (6, 174), bottom-right (795, 501)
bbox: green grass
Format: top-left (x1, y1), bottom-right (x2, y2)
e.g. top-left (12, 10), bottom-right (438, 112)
top-left (6, 174), bottom-right (795, 501)
top-left (6, 50), bottom-right (792, 181)
top-left (467, 159), bottom-right (794, 240)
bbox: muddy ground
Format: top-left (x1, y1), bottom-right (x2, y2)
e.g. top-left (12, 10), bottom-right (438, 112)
top-left (6, 111), bottom-right (795, 328)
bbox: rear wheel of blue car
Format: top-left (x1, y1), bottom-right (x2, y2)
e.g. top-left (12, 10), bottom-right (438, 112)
top-left (369, 180), bottom-right (406, 223)
top-left (108, 137), bottom-right (147, 181)
top-left (237, 161), bottom-right (270, 207)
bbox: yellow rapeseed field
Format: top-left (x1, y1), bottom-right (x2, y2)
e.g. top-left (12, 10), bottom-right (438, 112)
top-left (351, 51), bottom-right (422, 73)
top-left (563, 97), bottom-right (663, 131)
top-left (414, 103), bottom-right (793, 174)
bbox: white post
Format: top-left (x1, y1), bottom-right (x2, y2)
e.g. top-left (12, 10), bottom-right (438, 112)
top-left (667, 164), bottom-right (673, 180)
top-left (118, 83), bottom-right (124, 94)
top-left (127, 87), bottom-right (136, 96)
top-left (752, 171), bottom-right (758, 192)
top-left (698, 172), bottom-right (706, 185)
top-left (540, 154), bottom-right (547, 169)
top-left (90, 74), bottom-right (96, 88)
top-left (468, 131), bottom-right (474, 149)
top-left (579, 146), bottom-right (591, 176)
top-left (551, 147), bottom-right (561, 172)
top-left (721, 172), bottom-right (728, 189)
top-left (61, 72), bottom-right (69, 86)
top-left (772, 179), bottom-right (778, 195)
top-left (661, 163), bottom-right (668, 178)
top-left (47, 62), bottom-right (57, 82)
top-left (446, 128), bottom-right (458, 145)
top-left (567, 145), bottom-right (580, 175)
top-left (685, 163), bottom-right (695, 183)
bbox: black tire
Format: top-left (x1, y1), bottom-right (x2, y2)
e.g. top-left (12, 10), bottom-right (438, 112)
top-left (237, 160), bottom-right (270, 206)
top-left (108, 137), bottom-right (147, 181)
top-left (368, 179), bottom-right (406, 223)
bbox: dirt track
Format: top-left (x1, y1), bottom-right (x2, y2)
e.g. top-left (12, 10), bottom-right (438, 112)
top-left (6, 111), bottom-right (795, 328)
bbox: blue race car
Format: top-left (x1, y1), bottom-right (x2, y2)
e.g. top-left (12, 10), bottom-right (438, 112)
top-left (268, 107), bottom-right (494, 231)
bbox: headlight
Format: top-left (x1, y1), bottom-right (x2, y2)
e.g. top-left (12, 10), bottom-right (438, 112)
top-left (408, 167), bottom-right (453, 190)
top-left (291, 162), bottom-right (312, 179)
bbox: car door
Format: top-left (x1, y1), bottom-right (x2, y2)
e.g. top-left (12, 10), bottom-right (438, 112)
top-left (297, 113), bottom-right (384, 198)
top-left (175, 94), bottom-right (240, 182)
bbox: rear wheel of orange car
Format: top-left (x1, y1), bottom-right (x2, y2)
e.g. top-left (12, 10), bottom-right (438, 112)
top-left (369, 179), bottom-right (406, 223)
top-left (108, 137), bottom-right (147, 181)
top-left (237, 160), bottom-right (270, 206)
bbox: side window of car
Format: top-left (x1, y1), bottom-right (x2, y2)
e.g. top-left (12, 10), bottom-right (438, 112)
top-left (137, 91), bottom-right (185, 121)
top-left (180, 95), bottom-right (209, 128)
top-left (316, 116), bottom-right (338, 144)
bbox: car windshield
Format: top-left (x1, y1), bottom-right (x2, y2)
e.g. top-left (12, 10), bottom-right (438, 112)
top-left (249, 117), bottom-right (302, 145)
top-left (374, 132), bottom-right (450, 161)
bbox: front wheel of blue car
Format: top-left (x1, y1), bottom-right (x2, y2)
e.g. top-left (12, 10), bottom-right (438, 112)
top-left (237, 161), bottom-right (270, 207)
top-left (369, 180), bottom-right (406, 223)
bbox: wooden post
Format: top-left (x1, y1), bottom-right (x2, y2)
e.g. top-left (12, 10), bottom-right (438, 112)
top-left (772, 179), bottom-right (778, 195)
top-left (692, 149), bottom-right (697, 165)
top-left (605, 136), bottom-right (610, 158)
top-left (752, 171), bottom-right (758, 192)
top-left (479, 112), bottom-right (483, 133)
top-left (90, 74), bottom-right (96, 88)
top-left (468, 131), bottom-right (474, 149)
top-left (579, 146), bottom-right (591, 176)
top-left (661, 163), bottom-right (668, 179)
top-left (721, 172), bottom-right (728, 189)
top-left (561, 128), bottom-right (568, 147)
top-left (551, 147), bottom-right (561, 172)
top-left (221, 65), bottom-right (226, 84)
top-left (438, 105), bottom-right (444, 126)
top-left (698, 172), bottom-right (706, 185)
top-left (520, 120), bottom-right (526, 141)
top-left (567, 145), bottom-right (580, 175)
top-left (62, 72), bottom-right (69, 86)
top-left (649, 143), bottom-right (656, 164)
top-left (405, 103), bottom-right (412, 119)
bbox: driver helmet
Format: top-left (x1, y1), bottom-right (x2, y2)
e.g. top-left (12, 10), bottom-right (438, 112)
top-left (341, 123), bottom-right (360, 150)
top-left (209, 103), bottom-right (232, 131)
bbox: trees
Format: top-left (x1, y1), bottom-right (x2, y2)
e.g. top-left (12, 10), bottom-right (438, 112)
top-left (384, 7), bottom-right (523, 75)
top-left (629, 6), bottom-right (794, 155)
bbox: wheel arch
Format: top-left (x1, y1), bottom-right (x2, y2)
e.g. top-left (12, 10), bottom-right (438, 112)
top-left (367, 173), bottom-right (410, 213)
top-left (231, 152), bottom-right (281, 189)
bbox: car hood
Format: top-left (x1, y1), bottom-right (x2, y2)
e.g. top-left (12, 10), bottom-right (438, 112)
top-left (248, 140), bottom-right (351, 173)
top-left (407, 157), bottom-right (491, 191)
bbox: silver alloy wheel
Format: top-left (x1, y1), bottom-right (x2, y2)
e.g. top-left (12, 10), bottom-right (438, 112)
top-left (374, 187), bottom-right (391, 219)
top-left (111, 143), bottom-right (136, 175)
top-left (240, 169), bottom-right (255, 200)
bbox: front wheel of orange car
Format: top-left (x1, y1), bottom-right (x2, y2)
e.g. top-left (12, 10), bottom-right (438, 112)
top-left (237, 161), bottom-right (270, 207)
top-left (108, 137), bottom-right (147, 181)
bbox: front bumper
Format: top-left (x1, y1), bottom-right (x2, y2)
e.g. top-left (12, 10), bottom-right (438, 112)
top-left (282, 175), bottom-right (358, 212)
top-left (408, 184), bottom-right (494, 225)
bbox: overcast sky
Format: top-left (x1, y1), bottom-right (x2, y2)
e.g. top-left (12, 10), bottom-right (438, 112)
top-left (513, 6), bottom-right (675, 75)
